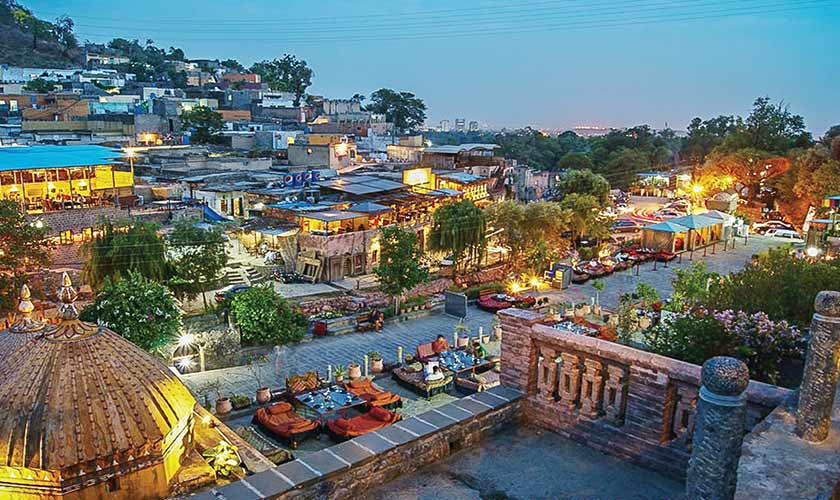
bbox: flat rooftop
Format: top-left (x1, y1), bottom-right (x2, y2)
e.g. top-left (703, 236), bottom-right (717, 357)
top-left (0, 145), bottom-right (126, 171)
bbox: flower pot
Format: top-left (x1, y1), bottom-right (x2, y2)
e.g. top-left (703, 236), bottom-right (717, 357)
top-left (256, 387), bottom-right (271, 404)
top-left (348, 363), bottom-right (362, 380)
top-left (215, 397), bottom-right (232, 416)
top-left (371, 358), bottom-right (384, 373)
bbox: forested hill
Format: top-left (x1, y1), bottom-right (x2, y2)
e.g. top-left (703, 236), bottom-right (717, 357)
top-left (0, 0), bottom-right (81, 67)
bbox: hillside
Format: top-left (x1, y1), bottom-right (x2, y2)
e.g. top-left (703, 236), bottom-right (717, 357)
top-left (0, 1), bottom-right (81, 68)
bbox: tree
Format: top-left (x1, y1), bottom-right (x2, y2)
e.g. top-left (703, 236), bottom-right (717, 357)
top-left (717, 97), bottom-right (811, 154)
top-left (221, 58), bottom-right (245, 72)
top-left (697, 148), bottom-right (772, 200)
top-left (559, 193), bottom-right (610, 245)
top-left (484, 200), bottom-right (526, 260)
top-left (602, 147), bottom-right (649, 189)
top-left (81, 272), bottom-right (181, 353)
top-left (167, 219), bottom-right (228, 311)
top-left (52, 15), bottom-right (77, 52)
top-left (23, 78), bottom-right (55, 93)
top-left (682, 115), bottom-right (739, 163)
top-left (521, 201), bottom-right (571, 249)
top-left (82, 221), bottom-right (169, 290)
top-left (366, 88), bottom-right (427, 133)
top-left (249, 55), bottom-right (313, 105)
top-left (525, 239), bottom-right (558, 276)
top-left (373, 226), bottom-right (429, 315)
top-left (556, 152), bottom-right (594, 171)
top-left (428, 200), bottom-right (486, 277)
top-left (670, 262), bottom-right (719, 309)
top-left (591, 279), bottom-right (606, 305)
top-left (229, 284), bottom-right (308, 346)
top-left (555, 169), bottom-right (610, 203)
top-left (180, 105), bottom-right (223, 144)
top-left (0, 200), bottom-right (52, 312)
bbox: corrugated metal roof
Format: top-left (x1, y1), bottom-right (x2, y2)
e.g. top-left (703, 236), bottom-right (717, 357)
top-left (0, 145), bottom-right (126, 171)
top-left (438, 172), bottom-right (485, 184)
top-left (317, 175), bottom-right (406, 195)
top-left (424, 143), bottom-right (499, 154)
top-left (301, 210), bottom-right (366, 222)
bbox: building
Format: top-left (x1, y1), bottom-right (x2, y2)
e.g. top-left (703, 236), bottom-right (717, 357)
top-left (454, 118), bottom-right (466, 132)
top-left (386, 135), bottom-right (424, 163)
top-left (468, 120), bottom-right (479, 132)
top-left (222, 73), bottom-right (261, 84)
top-left (421, 143), bottom-right (500, 169)
top-left (439, 119), bottom-right (450, 132)
top-left (85, 52), bottom-right (131, 66)
top-left (0, 275), bottom-right (206, 499)
top-left (435, 171), bottom-right (491, 203)
top-left (288, 141), bottom-right (356, 170)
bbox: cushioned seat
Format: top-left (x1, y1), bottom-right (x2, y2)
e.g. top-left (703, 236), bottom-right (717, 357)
top-left (392, 365), bottom-right (454, 399)
top-left (341, 379), bottom-right (402, 410)
top-left (326, 406), bottom-right (400, 441)
top-left (253, 402), bottom-right (319, 449)
top-left (286, 371), bottom-right (322, 395)
top-left (415, 342), bottom-right (436, 362)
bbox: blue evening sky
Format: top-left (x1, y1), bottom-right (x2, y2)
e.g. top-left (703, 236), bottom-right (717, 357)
top-left (26, 0), bottom-right (840, 134)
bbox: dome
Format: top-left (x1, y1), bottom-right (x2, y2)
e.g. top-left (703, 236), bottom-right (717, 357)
top-left (0, 285), bottom-right (46, 360)
top-left (0, 274), bottom-right (196, 497)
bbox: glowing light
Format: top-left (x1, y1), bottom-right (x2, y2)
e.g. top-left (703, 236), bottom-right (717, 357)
top-left (78, 179), bottom-right (87, 188)
top-left (806, 247), bottom-right (820, 258)
top-left (724, 176), bottom-right (734, 185)
top-left (692, 184), bottom-right (704, 194)
top-left (8, 184), bottom-right (18, 193)
top-left (201, 415), bottom-right (212, 425)
top-left (125, 148), bottom-right (136, 158)
top-left (33, 220), bottom-right (44, 229)
top-left (529, 276), bottom-right (542, 288)
top-left (177, 333), bottom-right (196, 347)
top-left (509, 282), bottom-right (524, 294)
top-left (177, 357), bottom-right (193, 370)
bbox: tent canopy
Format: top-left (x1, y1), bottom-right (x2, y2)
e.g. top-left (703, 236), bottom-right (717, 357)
top-left (643, 220), bottom-right (690, 233)
top-left (667, 214), bottom-right (720, 230)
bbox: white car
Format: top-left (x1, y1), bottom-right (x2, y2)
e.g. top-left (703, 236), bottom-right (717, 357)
top-left (765, 228), bottom-right (804, 242)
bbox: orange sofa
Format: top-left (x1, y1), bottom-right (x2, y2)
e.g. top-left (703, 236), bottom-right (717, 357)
top-left (253, 402), bottom-right (319, 449)
top-left (326, 407), bottom-right (401, 441)
top-left (341, 378), bottom-right (402, 411)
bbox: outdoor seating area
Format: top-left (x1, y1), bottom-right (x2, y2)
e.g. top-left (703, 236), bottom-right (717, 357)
top-left (477, 288), bottom-right (537, 312)
top-left (570, 246), bottom-right (676, 284)
top-left (252, 402), bottom-right (320, 449)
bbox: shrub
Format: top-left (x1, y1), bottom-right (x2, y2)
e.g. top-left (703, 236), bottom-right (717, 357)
top-left (229, 284), bottom-right (307, 346)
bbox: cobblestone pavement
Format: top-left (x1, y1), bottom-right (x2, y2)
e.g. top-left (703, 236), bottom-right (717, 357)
top-left (535, 235), bottom-right (785, 310)
top-left (180, 308), bottom-right (496, 400)
top-left (362, 425), bottom-right (683, 500)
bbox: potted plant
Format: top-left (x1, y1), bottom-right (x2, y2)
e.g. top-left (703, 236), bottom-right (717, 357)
top-left (202, 441), bottom-right (243, 478)
top-left (369, 351), bottom-right (384, 373)
top-left (230, 394), bottom-right (252, 410)
top-left (348, 362), bottom-right (362, 380)
top-left (334, 364), bottom-right (347, 382)
top-left (591, 279), bottom-right (606, 316)
top-left (246, 354), bottom-right (272, 404)
top-left (215, 396), bottom-right (232, 416)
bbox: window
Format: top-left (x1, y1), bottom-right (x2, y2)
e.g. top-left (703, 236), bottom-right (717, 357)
top-left (60, 230), bottom-right (72, 244)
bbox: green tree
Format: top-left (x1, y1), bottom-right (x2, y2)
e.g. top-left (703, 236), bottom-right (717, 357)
top-left (373, 226), bottom-right (429, 314)
top-left (555, 151), bottom-right (594, 171)
top-left (484, 200), bottom-right (526, 261)
top-left (682, 115), bottom-right (739, 163)
top-left (81, 272), bottom-right (181, 352)
top-left (221, 58), bottom-right (245, 72)
top-left (366, 88), bottom-right (427, 133)
top-left (525, 239), bottom-right (558, 276)
top-left (22, 78), bottom-right (55, 92)
top-left (167, 219), bottom-right (228, 311)
top-left (670, 262), bottom-right (719, 309)
top-left (82, 221), bottom-right (170, 290)
top-left (522, 201), bottom-right (571, 249)
top-left (181, 105), bottom-right (223, 144)
top-left (555, 169), bottom-right (610, 203)
top-left (428, 200), bottom-right (486, 277)
top-left (249, 54), bottom-right (313, 105)
top-left (602, 147), bottom-right (649, 189)
top-left (591, 279), bottom-right (606, 305)
top-left (0, 200), bottom-right (52, 312)
top-left (698, 148), bottom-right (772, 200)
top-left (716, 97), bottom-right (811, 154)
top-left (559, 193), bottom-right (610, 245)
top-left (229, 284), bottom-right (307, 346)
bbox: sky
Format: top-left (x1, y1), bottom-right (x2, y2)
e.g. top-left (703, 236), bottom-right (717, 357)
top-left (25, 0), bottom-right (840, 134)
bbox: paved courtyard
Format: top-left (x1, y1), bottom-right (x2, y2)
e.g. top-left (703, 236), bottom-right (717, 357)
top-left (537, 235), bottom-right (785, 310)
top-left (180, 308), bottom-right (496, 400)
top-left (362, 425), bottom-right (683, 500)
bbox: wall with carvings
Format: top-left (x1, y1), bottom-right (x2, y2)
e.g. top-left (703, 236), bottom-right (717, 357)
top-left (498, 308), bottom-right (791, 478)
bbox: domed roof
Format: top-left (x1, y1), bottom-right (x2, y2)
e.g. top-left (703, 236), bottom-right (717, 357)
top-left (0, 285), bottom-right (45, 360)
top-left (0, 274), bottom-right (196, 486)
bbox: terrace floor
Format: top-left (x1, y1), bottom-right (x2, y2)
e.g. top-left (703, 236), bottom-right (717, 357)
top-left (363, 425), bottom-right (684, 500)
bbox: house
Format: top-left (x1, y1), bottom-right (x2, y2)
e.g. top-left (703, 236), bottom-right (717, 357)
top-left (85, 52), bottom-right (130, 66)
top-left (421, 143), bottom-right (500, 169)
top-left (288, 138), bottom-right (357, 170)
top-left (435, 171), bottom-right (491, 203)
top-left (222, 73), bottom-right (261, 84)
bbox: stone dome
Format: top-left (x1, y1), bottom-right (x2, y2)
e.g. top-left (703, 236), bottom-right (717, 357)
top-left (0, 275), bottom-right (196, 497)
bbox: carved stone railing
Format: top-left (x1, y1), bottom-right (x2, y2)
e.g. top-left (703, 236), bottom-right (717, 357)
top-left (498, 308), bottom-right (790, 479)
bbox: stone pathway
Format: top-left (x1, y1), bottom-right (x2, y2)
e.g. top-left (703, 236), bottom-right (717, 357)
top-left (180, 308), bottom-right (496, 401)
top-left (535, 235), bottom-right (784, 310)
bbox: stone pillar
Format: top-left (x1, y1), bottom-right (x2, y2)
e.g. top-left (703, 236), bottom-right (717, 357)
top-left (797, 291), bottom-right (840, 442)
top-left (602, 364), bottom-right (629, 425)
top-left (537, 346), bottom-right (558, 401)
top-left (557, 353), bottom-right (582, 409)
top-left (580, 358), bottom-right (604, 418)
top-left (686, 356), bottom-right (749, 500)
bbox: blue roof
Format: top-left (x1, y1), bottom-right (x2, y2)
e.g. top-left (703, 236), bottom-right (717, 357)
top-left (643, 221), bottom-right (690, 233)
top-left (0, 145), bottom-right (126, 172)
top-left (438, 172), bottom-right (485, 184)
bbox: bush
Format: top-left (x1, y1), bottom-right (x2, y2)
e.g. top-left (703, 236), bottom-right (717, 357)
top-left (643, 313), bottom-right (732, 366)
top-left (229, 284), bottom-right (307, 346)
top-left (457, 281), bottom-right (504, 300)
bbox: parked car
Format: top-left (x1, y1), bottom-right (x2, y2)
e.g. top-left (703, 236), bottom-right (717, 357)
top-left (764, 228), bottom-right (804, 242)
top-left (753, 220), bottom-right (795, 235)
top-left (215, 284), bottom-right (250, 304)
top-left (655, 209), bottom-right (685, 218)
top-left (611, 219), bottom-right (641, 233)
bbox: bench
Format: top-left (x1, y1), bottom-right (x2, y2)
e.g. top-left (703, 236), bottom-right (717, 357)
top-left (355, 310), bottom-right (383, 332)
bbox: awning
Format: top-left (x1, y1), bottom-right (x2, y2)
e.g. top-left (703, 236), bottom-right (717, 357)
top-left (667, 214), bottom-right (721, 230)
top-left (643, 221), bottom-right (690, 233)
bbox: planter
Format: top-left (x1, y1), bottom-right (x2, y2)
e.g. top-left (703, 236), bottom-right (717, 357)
top-left (371, 358), bottom-right (384, 373)
top-left (593, 304), bottom-right (603, 316)
top-left (255, 387), bottom-right (271, 404)
top-left (457, 336), bottom-right (470, 349)
top-left (215, 397), bottom-right (232, 416)
top-left (348, 363), bottom-right (362, 380)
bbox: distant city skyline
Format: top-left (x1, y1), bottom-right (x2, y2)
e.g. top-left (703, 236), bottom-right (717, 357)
top-left (25, 0), bottom-right (840, 134)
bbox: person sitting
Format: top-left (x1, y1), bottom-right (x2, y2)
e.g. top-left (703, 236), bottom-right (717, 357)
top-left (425, 365), bottom-right (444, 382)
top-left (370, 308), bottom-right (384, 331)
top-left (471, 340), bottom-right (487, 359)
top-left (431, 334), bottom-right (450, 354)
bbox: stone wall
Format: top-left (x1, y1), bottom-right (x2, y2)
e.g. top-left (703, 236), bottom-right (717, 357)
top-left (498, 308), bottom-right (790, 479)
top-left (188, 386), bottom-right (522, 500)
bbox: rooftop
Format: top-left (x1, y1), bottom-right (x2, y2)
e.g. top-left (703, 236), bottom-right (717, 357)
top-left (317, 175), bottom-right (407, 196)
top-left (423, 143), bottom-right (499, 154)
top-left (0, 145), bottom-right (126, 171)
top-left (437, 171), bottom-right (487, 184)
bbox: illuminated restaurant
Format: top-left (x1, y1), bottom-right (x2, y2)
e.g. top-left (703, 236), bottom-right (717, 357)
top-left (0, 145), bottom-right (133, 214)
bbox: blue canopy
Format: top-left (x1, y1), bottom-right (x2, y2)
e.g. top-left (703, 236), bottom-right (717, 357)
top-left (0, 145), bottom-right (126, 172)
top-left (643, 221), bottom-right (690, 233)
top-left (666, 214), bottom-right (720, 230)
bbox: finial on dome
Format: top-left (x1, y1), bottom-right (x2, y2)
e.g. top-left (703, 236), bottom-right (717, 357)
top-left (44, 273), bottom-right (99, 341)
top-left (10, 283), bottom-right (44, 333)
